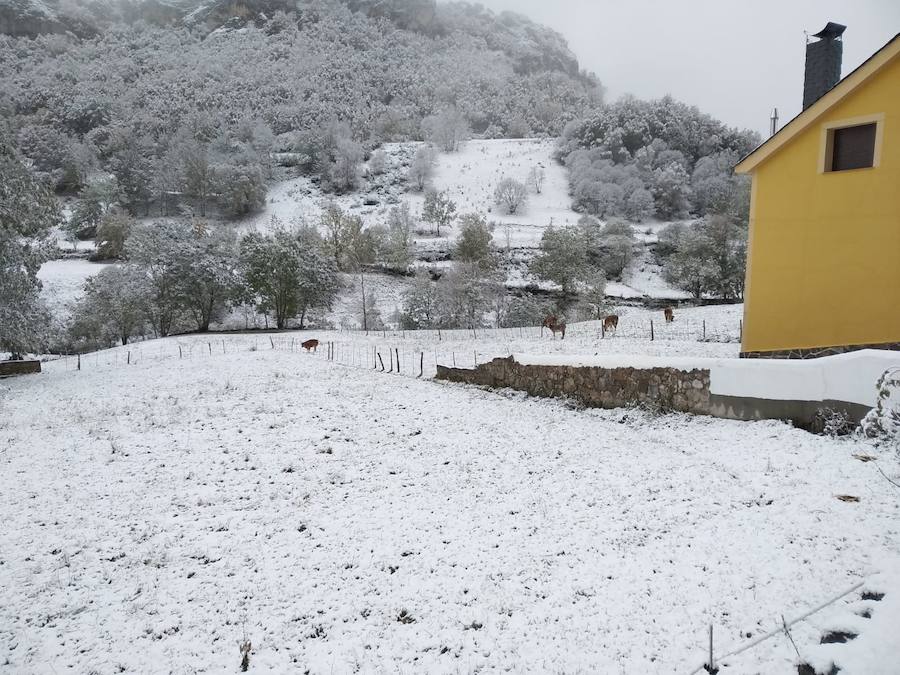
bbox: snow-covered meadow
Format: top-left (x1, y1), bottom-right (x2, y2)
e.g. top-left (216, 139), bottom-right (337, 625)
top-left (2, 324), bottom-right (899, 674)
top-left (37, 259), bottom-right (111, 318)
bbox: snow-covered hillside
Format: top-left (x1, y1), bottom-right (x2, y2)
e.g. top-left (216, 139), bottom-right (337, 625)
top-left (37, 259), bottom-right (110, 319)
top-left (37, 139), bottom-right (710, 328)
top-left (247, 138), bottom-right (582, 249)
top-left (2, 339), bottom-right (898, 673)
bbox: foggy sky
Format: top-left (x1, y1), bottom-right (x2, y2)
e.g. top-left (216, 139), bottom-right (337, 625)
top-left (475, 0), bottom-right (900, 136)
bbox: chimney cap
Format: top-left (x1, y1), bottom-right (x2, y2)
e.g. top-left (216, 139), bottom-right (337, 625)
top-left (812, 22), bottom-right (847, 40)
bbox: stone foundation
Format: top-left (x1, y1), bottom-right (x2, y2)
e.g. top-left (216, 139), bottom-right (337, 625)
top-left (741, 342), bottom-right (900, 360)
top-left (435, 356), bottom-right (880, 430)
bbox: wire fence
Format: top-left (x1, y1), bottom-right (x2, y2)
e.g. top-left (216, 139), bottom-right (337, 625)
top-left (324, 317), bottom-right (742, 345)
top-left (44, 317), bottom-right (742, 380)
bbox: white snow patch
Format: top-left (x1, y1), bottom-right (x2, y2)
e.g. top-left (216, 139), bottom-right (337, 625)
top-left (1, 345), bottom-right (897, 672)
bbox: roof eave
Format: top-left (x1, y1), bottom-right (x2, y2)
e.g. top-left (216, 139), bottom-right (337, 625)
top-left (735, 34), bottom-right (900, 175)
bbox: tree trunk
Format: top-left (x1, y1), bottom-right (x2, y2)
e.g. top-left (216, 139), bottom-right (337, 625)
top-left (359, 272), bottom-right (368, 331)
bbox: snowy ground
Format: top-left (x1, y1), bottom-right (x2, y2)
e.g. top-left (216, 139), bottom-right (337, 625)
top-left (2, 338), bottom-right (898, 674)
top-left (247, 139), bottom-right (582, 250)
top-left (37, 259), bottom-right (111, 318)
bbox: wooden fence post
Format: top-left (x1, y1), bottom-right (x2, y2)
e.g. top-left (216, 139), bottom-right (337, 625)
top-left (208, 342), bottom-right (212, 355)
top-left (395, 348), bottom-right (400, 374)
top-left (419, 352), bottom-right (424, 378)
top-left (377, 353), bottom-right (385, 371)
top-left (77, 353), bottom-right (81, 371)
top-left (650, 320), bottom-right (655, 342)
top-left (389, 349), bottom-right (394, 373)
top-left (179, 345), bottom-right (183, 359)
top-left (127, 351), bottom-right (131, 365)
top-left (739, 319), bottom-right (743, 342)
top-left (269, 336), bottom-right (275, 349)
top-left (703, 320), bottom-right (706, 341)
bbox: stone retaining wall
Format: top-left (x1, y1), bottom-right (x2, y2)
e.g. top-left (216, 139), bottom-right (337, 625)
top-left (0, 360), bottom-right (42, 378)
top-left (435, 356), bottom-right (874, 430)
top-left (436, 357), bottom-right (712, 414)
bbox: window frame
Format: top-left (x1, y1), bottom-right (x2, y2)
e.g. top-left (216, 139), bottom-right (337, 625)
top-left (819, 113), bottom-right (885, 174)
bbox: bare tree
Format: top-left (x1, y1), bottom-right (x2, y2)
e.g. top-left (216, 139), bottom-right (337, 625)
top-left (408, 145), bottom-right (436, 191)
top-left (527, 166), bottom-right (546, 194)
top-left (494, 177), bottom-right (528, 215)
top-left (422, 108), bottom-right (470, 152)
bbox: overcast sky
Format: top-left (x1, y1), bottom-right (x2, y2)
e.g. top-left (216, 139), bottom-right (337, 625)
top-left (475, 0), bottom-right (900, 136)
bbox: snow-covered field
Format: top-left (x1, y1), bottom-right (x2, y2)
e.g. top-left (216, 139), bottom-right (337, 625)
top-left (37, 259), bottom-right (111, 318)
top-left (2, 327), bottom-right (899, 673)
top-left (248, 139), bottom-right (582, 249)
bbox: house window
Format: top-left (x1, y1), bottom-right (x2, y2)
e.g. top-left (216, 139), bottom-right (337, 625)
top-left (827, 122), bottom-right (877, 171)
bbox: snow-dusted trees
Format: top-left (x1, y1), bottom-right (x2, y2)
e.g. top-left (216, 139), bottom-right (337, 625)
top-left (327, 136), bottom-right (364, 194)
top-left (71, 266), bottom-right (147, 347)
top-left (651, 162), bottom-right (692, 220)
top-left (93, 209), bottom-right (134, 260)
top-left (422, 189), bottom-right (457, 236)
top-left (409, 146), bottom-right (436, 191)
top-left (530, 226), bottom-right (587, 294)
top-left (126, 223), bottom-right (189, 337)
top-left (582, 270), bottom-right (609, 319)
top-left (216, 165), bottom-right (267, 218)
top-left (422, 108), bottom-right (470, 152)
top-left (661, 216), bottom-right (747, 300)
top-left (319, 203), bottom-right (383, 273)
top-left (454, 214), bottom-right (494, 270)
top-left (595, 220), bottom-right (636, 279)
top-left (437, 264), bottom-right (492, 329)
top-left (559, 97), bottom-right (760, 223)
top-left (239, 229), bottom-right (340, 329)
top-left (384, 202), bottom-right (414, 270)
top-left (180, 139), bottom-right (215, 217)
top-left (368, 149), bottom-right (387, 176)
top-left (106, 125), bottom-right (154, 215)
top-left (494, 178), bottom-right (528, 215)
top-left (124, 221), bottom-right (241, 334)
top-left (400, 271), bottom-right (441, 330)
top-left (527, 166), bottom-right (546, 194)
top-left (0, 135), bottom-right (60, 358)
top-left (624, 187), bottom-right (655, 222)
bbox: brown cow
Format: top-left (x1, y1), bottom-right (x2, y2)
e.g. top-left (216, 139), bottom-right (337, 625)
top-left (602, 314), bottom-right (619, 335)
top-left (301, 339), bottom-right (319, 352)
top-left (542, 315), bottom-right (566, 339)
top-left (663, 307), bottom-right (674, 323)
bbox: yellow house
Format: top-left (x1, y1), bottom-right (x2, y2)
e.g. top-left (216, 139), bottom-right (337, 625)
top-left (735, 27), bottom-right (900, 358)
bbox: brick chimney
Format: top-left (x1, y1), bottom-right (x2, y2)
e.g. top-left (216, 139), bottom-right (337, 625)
top-left (803, 22), bottom-right (846, 110)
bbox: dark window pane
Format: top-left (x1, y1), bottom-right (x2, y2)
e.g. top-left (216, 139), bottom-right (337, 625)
top-left (831, 123), bottom-right (877, 171)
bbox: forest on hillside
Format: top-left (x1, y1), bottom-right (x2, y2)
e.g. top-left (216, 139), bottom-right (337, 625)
top-left (0, 0), bottom-right (601, 210)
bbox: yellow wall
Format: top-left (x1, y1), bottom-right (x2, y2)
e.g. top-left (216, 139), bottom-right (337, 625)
top-left (742, 54), bottom-right (900, 354)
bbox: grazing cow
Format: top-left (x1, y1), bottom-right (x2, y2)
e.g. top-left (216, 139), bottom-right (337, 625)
top-left (602, 314), bottom-right (619, 335)
top-left (542, 315), bottom-right (566, 339)
top-left (664, 307), bottom-right (674, 323)
top-left (301, 339), bottom-right (319, 352)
